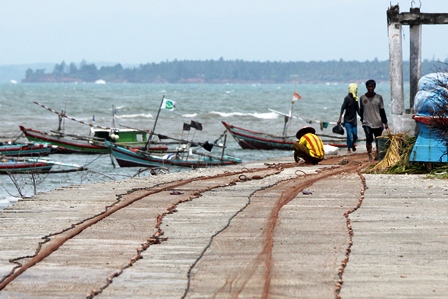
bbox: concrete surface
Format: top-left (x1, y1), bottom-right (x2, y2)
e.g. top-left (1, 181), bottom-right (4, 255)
top-left (0, 151), bottom-right (447, 299)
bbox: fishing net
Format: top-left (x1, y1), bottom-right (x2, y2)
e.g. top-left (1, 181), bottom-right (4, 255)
top-left (366, 132), bottom-right (414, 174)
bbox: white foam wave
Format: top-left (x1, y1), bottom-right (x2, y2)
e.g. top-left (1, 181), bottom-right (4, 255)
top-left (182, 113), bottom-right (197, 118)
top-left (115, 113), bottom-right (153, 119)
top-left (253, 112), bottom-right (278, 119)
top-left (0, 196), bottom-right (20, 210)
top-left (210, 111), bottom-right (278, 119)
top-left (7, 196), bottom-right (19, 203)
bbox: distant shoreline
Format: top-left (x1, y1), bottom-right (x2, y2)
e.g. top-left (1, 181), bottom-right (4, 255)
top-left (2, 59), bottom-right (447, 84)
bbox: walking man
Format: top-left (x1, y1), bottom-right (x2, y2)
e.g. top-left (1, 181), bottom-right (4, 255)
top-left (359, 79), bottom-right (389, 161)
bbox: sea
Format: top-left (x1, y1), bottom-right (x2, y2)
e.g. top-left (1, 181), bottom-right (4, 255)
top-left (0, 82), bottom-right (400, 210)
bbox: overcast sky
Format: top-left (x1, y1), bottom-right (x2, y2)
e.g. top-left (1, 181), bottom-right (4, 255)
top-left (1, 0), bottom-right (448, 66)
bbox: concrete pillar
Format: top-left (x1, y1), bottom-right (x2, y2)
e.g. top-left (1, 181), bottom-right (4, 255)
top-left (409, 23), bottom-right (422, 111)
top-left (388, 22), bottom-right (405, 133)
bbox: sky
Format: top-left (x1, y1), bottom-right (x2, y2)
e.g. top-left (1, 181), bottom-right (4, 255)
top-left (1, 0), bottom-right (448, 66)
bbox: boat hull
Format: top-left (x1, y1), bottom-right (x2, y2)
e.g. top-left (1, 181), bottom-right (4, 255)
top-left (222, 121), bottom-right (352, 150)
top-left (107, 141), bottom-right (242, 168)
top-left (222, 121), bottom-right (294, 150)
top-left (0, 157), bottom-right (53, 174)
top-left (20, 126), bottom-right (107, 154)
top-left (0, 142), bottom-right (55, 157)
top-left (19, 126), bottom-right (168, 154)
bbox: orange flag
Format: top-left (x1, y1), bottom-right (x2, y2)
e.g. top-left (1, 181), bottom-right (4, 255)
top-left (292, 91), bottom-right (302, 101)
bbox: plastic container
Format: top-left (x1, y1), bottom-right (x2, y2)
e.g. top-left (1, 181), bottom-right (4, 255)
top-left (376, 136), bottom-right (391, 161)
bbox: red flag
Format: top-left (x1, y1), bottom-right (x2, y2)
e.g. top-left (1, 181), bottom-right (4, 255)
top-left (293, 91), bottom-right (302, 101)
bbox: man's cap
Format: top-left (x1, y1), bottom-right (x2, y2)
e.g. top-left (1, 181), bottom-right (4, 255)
top-left (295, 126), bottom-right (316, 139)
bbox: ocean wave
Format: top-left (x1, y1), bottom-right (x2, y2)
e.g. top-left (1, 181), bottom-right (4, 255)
top-left (115, 113), bottom-right (153, 119)
top-left (210, 111), bottom-right (278, 119)
top-left (182, 113), bottom-right (197, 118)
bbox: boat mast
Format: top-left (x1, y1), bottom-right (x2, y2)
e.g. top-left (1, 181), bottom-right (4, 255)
top-left (57, 108), bottom-right (66, 135)
top-left (282, 100), bottom-right (295, 136)
top-left (220, 133), bottom-right (227, 161)
top-left (143, 95), bottom-right (165, 151)
top-left (111, 105), bottom-right (116, 129)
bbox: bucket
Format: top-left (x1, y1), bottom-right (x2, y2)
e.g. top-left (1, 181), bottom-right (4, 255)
top-left (376, 136), bottom-right (391, 161)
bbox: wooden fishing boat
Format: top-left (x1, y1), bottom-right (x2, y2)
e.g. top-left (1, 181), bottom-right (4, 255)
top-left (222, 121), bottom-right (294, 150)
top-left (19, 126), bottom-right (168, 154)
top-left (105, 95), bottom-right (241, 168)
top-left (222, 91), bottom-right (358, 151)
top-left (0, 157), bottom-right (54, 174)
top-left (23, 101), bottom-right (168, 154)
top-left (222, 121), bottom-right (352, 150)
top-left (106, 140), bottom-right (242, 168)
top-left (0, 142), bottom-right (58, 156)
top-left (19, 126), bottom-right (110, 154)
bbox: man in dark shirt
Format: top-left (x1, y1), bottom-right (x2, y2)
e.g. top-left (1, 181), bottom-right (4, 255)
top-left (337, 83), bottom-right (360, 154)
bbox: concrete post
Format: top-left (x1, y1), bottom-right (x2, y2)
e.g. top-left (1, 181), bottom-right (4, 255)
top-left (388, 22), bottom-right (405, 133)
top-left (410, 23), bottom-right (422, 111)
top-left (386, 4), bottom-right (448, 136)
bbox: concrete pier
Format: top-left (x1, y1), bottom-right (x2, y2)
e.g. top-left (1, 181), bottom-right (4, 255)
top-left (1, 152), bottom-right (447, 298)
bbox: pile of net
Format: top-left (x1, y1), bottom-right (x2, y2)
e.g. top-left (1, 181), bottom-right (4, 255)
top-left (366, 132), bottom-right (415, 174)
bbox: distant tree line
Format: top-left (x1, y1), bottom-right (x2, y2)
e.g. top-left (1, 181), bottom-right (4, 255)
top-left (22, 58), bottom-right (448, 84)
